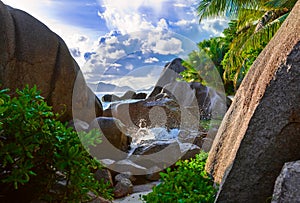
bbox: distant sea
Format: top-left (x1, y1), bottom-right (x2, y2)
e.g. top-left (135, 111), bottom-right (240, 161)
top-left (95, 90), bottom-right (151, 109)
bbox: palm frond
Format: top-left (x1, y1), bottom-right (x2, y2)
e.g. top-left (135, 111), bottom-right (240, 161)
top-left (198, 0), bottom-right (230, 21)
top-left (255, 8), bottom-right (289, 32)
top-left (198, 0), bottom-right (259, 21)
top-left (264, 0), bottom-right (297, 10)
top-left (222, 20), bottom-right (238, 41)
top-left (222, 12), bottom-right (288, 89)
top-left (243, 12), bottom-right (289, 50)
top-left (237, 8), bottom-right (265, 32)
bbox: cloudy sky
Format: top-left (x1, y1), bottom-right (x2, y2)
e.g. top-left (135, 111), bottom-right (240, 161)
top-left (3, 0), bottom-right (228, 90)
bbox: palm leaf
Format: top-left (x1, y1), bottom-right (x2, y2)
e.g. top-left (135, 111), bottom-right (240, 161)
top-left (237, 8), bottom-right (265, 32)
top-left (223, 12), bottom-right (288, 89)
top-left (198, 0), bottom-right (261, 21)
top-left (255, 8), bottom-right (289, 32)
top-left (243, 12), bottom-right (289, 51)
top-left (264, 0), bottom-right (297, 9)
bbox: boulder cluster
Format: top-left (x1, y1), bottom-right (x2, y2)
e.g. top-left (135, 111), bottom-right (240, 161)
top-left (2, 0), bottom-right (300, 201)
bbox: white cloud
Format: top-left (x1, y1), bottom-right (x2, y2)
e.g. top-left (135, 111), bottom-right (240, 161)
top-left (141, 32), bottom-right (183, 55)
top-left (4, 0), bottom-right (228, 71)
top-left (108, 66), bottom-right (163, 90)
top-left (144, 57), bottom-right (159, 63)
top-left (77, 35), bottom-right (89, 42)
top-left (98, 0), bottom-right (155, 34)
top-left (70, 47), bottom-right (81, 57)
top-left (81, 30), bottom-right (192, 84)
top-left (152, 38), bottom-right (183, 55)
top-left (173, 3), bottom-right (187, 8)
top-left (111, 63), bottom-right (122, 67)
top-left (156, 18), bottom-right (169, 31)
top-left (201, 18), bottom-right (229, 36)
top-left (171, 19), bottom-right (197, 27)
top-left (125, 64), bottom-right (134, 70)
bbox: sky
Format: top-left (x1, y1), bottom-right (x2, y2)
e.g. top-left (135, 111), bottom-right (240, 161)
top-left (2, 0), bottom-right (228, 90)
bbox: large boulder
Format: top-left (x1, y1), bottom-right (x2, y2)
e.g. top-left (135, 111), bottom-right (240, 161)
top-left (108, 80), bottom-right (225, 135)
top-left (205, 2), bottom-right (300, 202)
top-left (0, 1), bottom-right (102, 123)
top-left (148, 58), bottom-right (186, 98)
top-left (88, 117), bottom-right (131, 152)
top-left (112, 98), bottom-right (183, 130)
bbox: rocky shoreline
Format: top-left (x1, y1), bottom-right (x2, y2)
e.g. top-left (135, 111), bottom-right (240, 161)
top-left (2, 0), bottom-right (300, 201)
top-left (71, 57), bottom-right (227, 200)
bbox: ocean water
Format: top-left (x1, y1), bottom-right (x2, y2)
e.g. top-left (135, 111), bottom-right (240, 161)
top-left (95, 91), bottom-right (150, 109)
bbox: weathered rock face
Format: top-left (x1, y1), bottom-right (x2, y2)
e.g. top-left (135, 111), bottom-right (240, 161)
top-left (89, 117), bottom-right (131, 152)
top-left (112, 98), bottom-right (183, 130)
top-left (272, 160), bottom-right (300, 203)
top-left (113, 177), bottom-right (133, 198)
top-left (0, 2), bottom-right (102, 122)
top-left (102, 57), bottom-right (227, 135)
top-left (205, 2), bottom-right (300, 202)
top-left (148, 58), bottom-right (185, 98)
top-left (107, 81), bottom-right (225, 135)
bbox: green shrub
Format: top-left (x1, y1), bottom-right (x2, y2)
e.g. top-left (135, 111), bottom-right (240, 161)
top-left (143, 152), bottom-right (217, 203)
top-left (0, 86), bottom-right (113, 202)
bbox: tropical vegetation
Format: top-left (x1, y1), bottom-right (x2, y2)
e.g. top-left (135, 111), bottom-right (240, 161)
top-left (143, 152), bottom-right (217, 203)
top-left (183, 0), bottom-right (297, 93)
top-left (0, 86), bottom-right (113, 202)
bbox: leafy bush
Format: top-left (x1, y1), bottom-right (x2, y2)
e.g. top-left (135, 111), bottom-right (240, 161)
top-left (0, 86), bottom-right (113, 202)
top-left (143, 152), bottom-right (217, 203)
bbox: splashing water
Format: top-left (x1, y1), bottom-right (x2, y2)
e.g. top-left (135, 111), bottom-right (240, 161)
top-left (127, 119), bottom-right (180, 157)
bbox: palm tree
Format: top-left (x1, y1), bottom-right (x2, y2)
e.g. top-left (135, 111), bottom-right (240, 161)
top-left (197, 0), bottom-right (297, 90)
top-left (182, 20), bottom-right (237, 94)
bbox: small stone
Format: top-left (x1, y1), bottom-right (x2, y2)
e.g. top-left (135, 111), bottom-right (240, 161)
top-left (110, 160), bottom-right (147, 175)
top-left (115, 173), bottom-right (136, 183)
top-left (88, 196), bottom-right (112, 203)
top-left (94, 169), bottom-right (113, 187)
top-left (113, 178), bottom-right (133, 198)
top-left (87, 192), bottom-right (112, 203)
top-left (133, 92), bottom-right (147, 100)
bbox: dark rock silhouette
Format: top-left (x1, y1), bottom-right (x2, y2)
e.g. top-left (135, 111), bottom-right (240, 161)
top-left (0, 1), bottom-right (102, 123)
top-left (102, 91), bottom-right (148, 102)
top-left (148, 58), bottom-right (185, 98)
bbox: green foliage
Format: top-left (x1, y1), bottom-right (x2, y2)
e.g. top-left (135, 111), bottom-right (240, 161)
top-left (180, 47), bottom-right (225, 92)
top-left (181, 25), bottom-right (234, 94)
top-left (264, 0), bottom-right (298, 10)
top-left (143, 152), bottom-right (217, 203)
top-left (0, 85), bottom-right (113, 202)
top-left (197, 0), bottom-right (256, 21)
top-left (199, 119), bottom-right (222, 132)
top-left (221, 40), bottom-right (266, 89)
top-left (196, 0), bottom-right (297, 92)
